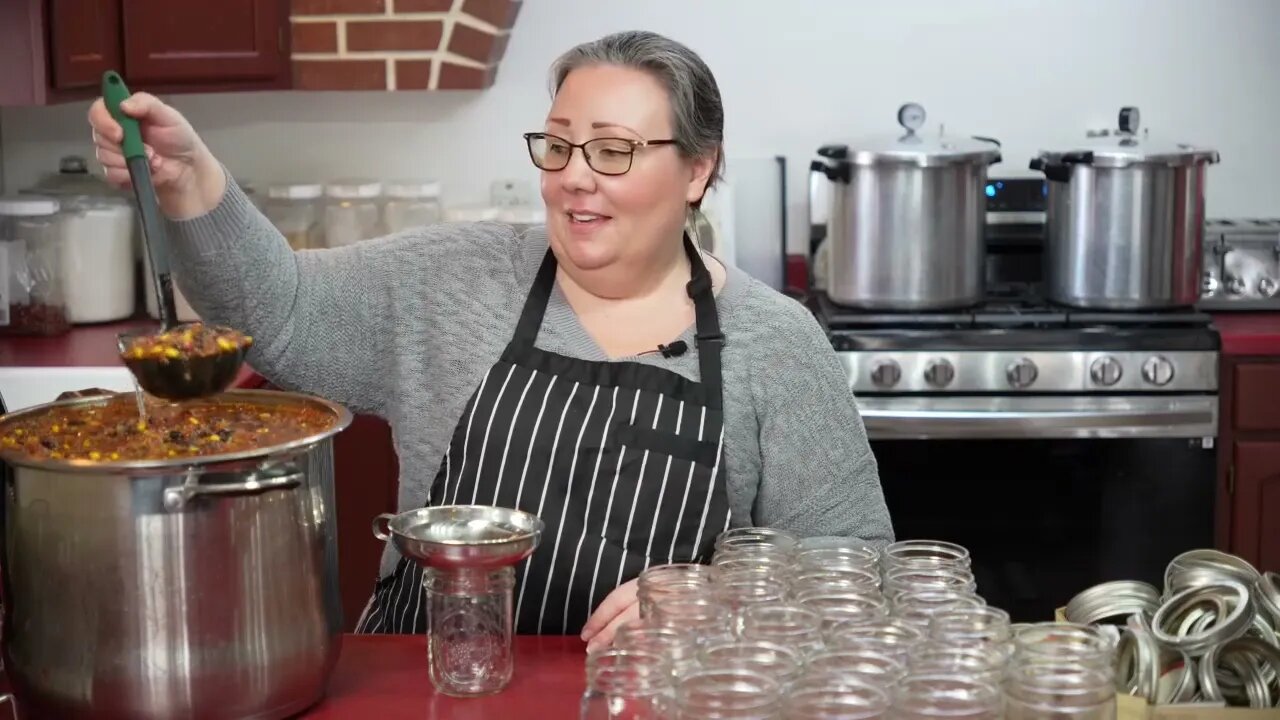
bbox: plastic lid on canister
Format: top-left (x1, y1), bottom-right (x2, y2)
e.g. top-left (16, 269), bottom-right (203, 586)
top-left (268, 182), bottom-right (324, 200)
top-left (384, 180), bottom-right (442, 199)
top-left (838, 103), bottom-right (1002, 168)
top-left (0, 194), bottom-right (61, 216)
top-left (325, 180), bottom-right (383, 200)
top-left (444, 204), bottom-right (501, 223)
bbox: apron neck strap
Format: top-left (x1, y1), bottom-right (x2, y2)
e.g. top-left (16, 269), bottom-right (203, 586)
top-left (512, 235), bottom-right (725, 404)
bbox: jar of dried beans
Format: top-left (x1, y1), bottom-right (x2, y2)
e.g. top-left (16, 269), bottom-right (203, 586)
top-left (0, 195), bottom-right (70, 336)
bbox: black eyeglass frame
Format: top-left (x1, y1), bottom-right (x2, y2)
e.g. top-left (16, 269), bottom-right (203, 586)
top-left (522, 131), bottom-right (678, 176)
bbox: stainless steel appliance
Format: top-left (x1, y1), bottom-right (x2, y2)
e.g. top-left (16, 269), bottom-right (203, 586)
top-left (0, 390), bottom-right (352, 719)
top-left (1031, 106), bottom-right (1220, 310)
top-left (807, 180), bottom-right (1220, 621)
top-left (811, 103), bottom-right (1002, 310)
top-left (1199, 217), bottom-right (1280, 310)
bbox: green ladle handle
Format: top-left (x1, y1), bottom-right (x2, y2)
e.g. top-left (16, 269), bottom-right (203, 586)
top-left (101, 70), bottom-right (179, 330)
top-left (102, 71), bottom-right (147, 161)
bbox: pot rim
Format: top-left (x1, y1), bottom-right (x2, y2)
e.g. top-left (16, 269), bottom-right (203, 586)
top-left (0, 389), bottom-right (353, 473)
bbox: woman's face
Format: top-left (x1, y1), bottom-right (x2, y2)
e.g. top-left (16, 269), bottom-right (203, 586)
top-left (540, 64), bottom-right (715, 279)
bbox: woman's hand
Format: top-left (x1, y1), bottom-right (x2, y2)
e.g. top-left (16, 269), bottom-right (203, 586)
top-left (87, 92), bottom-right (226, 220)
top-left (580, 578), bottom-right (640, 653)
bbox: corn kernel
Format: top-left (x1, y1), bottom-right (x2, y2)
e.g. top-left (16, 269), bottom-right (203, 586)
top-left (168, 450), bottom-right (177, 457)
top-left (109, 452), bottom-right (120, 460)
top-left (13, 429), bottom-right (23, 436)
top-left (217, 337), bottom-right (235, 351)
top-left (136, 421), bottom-right (147, 431)
top-left (89, 451), bottom-right (101, 461)
top-left (188, 417), bottom-right (200, 425)
top-left (51, 424), bottom-right (60, 433)
top-left (164, 348), bottom-right (181, 359)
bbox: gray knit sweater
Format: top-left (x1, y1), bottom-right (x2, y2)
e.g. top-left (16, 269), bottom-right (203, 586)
top-left (166, 178), bottom-right (893, 578)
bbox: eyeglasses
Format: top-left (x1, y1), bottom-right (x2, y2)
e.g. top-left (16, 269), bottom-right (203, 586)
top-left (523, 132), bottom-right (677, 176)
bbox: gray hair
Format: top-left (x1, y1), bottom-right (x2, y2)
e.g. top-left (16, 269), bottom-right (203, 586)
top-left (549, 31), bottom-right (725, 206)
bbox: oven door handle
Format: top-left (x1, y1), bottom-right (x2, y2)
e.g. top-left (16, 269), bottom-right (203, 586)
top-left (856, 396), bottom-right (1219, 440)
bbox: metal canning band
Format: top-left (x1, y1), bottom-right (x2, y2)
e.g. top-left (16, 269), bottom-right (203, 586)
top-left (1064, 580), bottom-right (1161, 625)
top-left (1115, 624), bottom-right (1162, 701)
top-left (1196, 635), bottom-right (1280, 707)
top-left (1151, 581), bottom-right (1255, 657)
top-left (1259, 572), bottom-right (1280, 629)
top-left (1165, 549), bottom-right (1261, 596)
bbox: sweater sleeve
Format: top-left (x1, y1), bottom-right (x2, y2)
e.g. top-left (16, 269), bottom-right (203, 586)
top-left (161, 176), bottom-right (513, 417)
top-left (748, 298), bottom-right (896, 550)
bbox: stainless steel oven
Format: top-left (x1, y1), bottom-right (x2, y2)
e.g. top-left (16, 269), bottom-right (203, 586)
top-left (807, 177), bottom-right (1221, 622)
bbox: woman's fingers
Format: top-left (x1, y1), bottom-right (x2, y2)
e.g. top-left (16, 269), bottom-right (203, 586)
top-left (581, 579), bottom-right (639, 642)
top-left (585, 602), bottom-right (640, 654)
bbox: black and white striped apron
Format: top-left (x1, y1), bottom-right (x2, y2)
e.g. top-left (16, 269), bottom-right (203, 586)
top-left (356, 234), bottom-right (732, 635)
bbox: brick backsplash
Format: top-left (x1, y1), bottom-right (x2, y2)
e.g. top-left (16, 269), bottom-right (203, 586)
top-left (291, 0), bottom-right (520, 90)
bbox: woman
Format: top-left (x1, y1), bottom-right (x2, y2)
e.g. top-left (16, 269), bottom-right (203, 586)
top-left (88, 30), bottom-right (892, 650)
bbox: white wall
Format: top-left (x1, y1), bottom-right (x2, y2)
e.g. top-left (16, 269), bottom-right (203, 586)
top-left (3, 0), bottom-right (1279, 254)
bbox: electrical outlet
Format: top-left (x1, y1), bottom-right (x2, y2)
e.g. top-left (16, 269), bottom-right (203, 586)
top-left (490, 179), bottom-right (534, 207)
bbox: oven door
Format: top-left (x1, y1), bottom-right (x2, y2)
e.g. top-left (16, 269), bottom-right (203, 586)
top-left (859, 394), bottom-right (1219, 622)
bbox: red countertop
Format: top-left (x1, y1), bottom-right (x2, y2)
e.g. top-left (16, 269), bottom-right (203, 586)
top-left (6, 312), bottom-right (1280, 367)
top-left (301, 634), bottom-right (587, 719)
top-left (1211, 312), bottom-right (1280, 356)
top-left (0, 317), bottom-right (260, 386)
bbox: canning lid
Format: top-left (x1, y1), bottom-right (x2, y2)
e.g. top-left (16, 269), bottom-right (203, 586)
top-left (0, 194), bottom-right (61, 217)
top-left (324, 179), bottom-right (382, 200)
top-left (384, 180), bottom-right (442, 199)
top-left (1036, 106), bottom-right (1220, 168)
top-left (839, 103), bottom-right (1002, 168)
top-left (268, 182), bottom-right (324, 200)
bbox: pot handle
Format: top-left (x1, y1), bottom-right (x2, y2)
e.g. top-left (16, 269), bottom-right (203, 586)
top-left (372, 513), bottom-right (396, 541)
top-left (971, 136), bottom-right (1003, 165)
top-left (163, 469), bottom-right (304, 512)
top-left (1029, 151), bottom-right (1094, 182)
top-left (810, 158), bottom-right (850, 184)
top-left (0, 693), bottom-right (16, 719)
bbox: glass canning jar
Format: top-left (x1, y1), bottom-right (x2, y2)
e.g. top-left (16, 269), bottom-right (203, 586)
top-left (383, 179), bottom-right (443, 233)
top-left (889, 673), bottom-right (1002, 720)
top-left (424, 567), bottom-right (515, 697)
top-left (580, 647), bottom-right (673, 720)
top-left (637, 563), bottom-right (711, 619)
top-left (675, 667), bottom-right (782, 720)
top-left (1002, 662), bottom-right (1116, 720)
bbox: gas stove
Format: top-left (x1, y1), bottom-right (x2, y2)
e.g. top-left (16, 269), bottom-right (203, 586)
top-left (807, 285), bottom-right (1220, 440)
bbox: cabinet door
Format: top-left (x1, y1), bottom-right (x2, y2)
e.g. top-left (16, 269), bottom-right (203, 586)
top-left (121, 0), bottom-right (285, 84)
top-left (1232, 440), bottom-right (1280, 572)
top-left (49, 0), bottom-right (123, 89)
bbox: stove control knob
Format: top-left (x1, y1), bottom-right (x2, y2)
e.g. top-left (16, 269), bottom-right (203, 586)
top-left (1142, 355), bottom-right (1175, 386)
top-left (923, 358), bottom-right (955, 388)
top-left (870, 359), bottom-right (902, 388)
top-left (1006, 357), bottom-right (1038, 389)
top-left (1258, 276), bottom-right (1278, 298)
top-left (1090, 356), bottom-right (1123, 386)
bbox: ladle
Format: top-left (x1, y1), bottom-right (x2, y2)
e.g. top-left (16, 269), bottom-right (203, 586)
top-left (102, 70), bottom-right (250, 401)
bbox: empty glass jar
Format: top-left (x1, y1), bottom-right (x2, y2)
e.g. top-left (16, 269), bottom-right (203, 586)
top-left (697, 639), bottom-right (804, 690)
top-left (675, 667), bottom-right (782, 720)
top-left (890, 673), bottom-right (1002, 719)
top-left (580, 647), bottom-right (673, 720)
top-left (880, 540), bottom-right (972, 575)
top-left (740, 603), bottom-right (825, 656)
top-left (784, 675), bottom-right (891, 720)
top-left (1002, 662), bottom-right (1116, 720)
top-left (613, 622), bottom-right (700, 678)
top-left (424, 567), bottom-right (515, 696)
top-left (637, 563), bottom-right (711, 619)
top-left (1011, 623), bottom-right (1115, 676)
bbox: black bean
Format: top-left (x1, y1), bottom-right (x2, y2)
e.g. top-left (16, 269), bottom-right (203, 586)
top-left (39, 438), bottom-right (57, 450)
top-left (167, 430), bottom-right (185, 443)
top-left (217, 429), bottom-right (233, 442)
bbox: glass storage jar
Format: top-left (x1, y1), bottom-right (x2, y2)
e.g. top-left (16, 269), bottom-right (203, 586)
top-left (424, 566), bottom-right (515, 697)
top-left (264, 182), bottom-right (324, 251)
top-left (580, 647), bottom-right (673, 720)
top-left (0, 195), bottom-right (70, 336)
top-left (323, 179), bottom-right (382, 248)
top-left (383, 180), bottom-right (443, 233)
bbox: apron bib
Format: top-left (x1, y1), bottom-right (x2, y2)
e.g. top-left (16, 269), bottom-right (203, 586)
top-left (357, 235), bottom-right (731, 635)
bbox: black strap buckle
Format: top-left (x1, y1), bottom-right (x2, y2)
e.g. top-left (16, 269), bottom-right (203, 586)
top-left (696, 331), bottom-right (725, 347)
top-left (686, 275), bottom-right (713, 298)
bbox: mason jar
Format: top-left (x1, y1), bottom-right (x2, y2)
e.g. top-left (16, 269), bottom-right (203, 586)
top-left (264, 182), bottom-right (324, 251)
top-left (424, 567), bottom-right (515, 697)
top-left (323, 179), bottom-right (382, 248)
top-left (0, 195), bottom-right (70, 336)
top-left (1002, 662), bottom-right (1116, 720)
top-left (675, 667), bottom-right (782, 720)
top-left (580, 647), bottom-right (673, 720)
top-left (383, 180), bottom-right (443, 233)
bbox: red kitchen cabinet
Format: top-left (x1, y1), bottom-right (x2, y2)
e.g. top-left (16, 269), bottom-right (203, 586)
top-left (49, 0), bottom-right (123, 90)
top-left (121, 0), bottom-right (289, 86)
top-left (1, 0), bottom-right (290, 106)
top-left (1216, 353), bottom-right (1280, 573)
